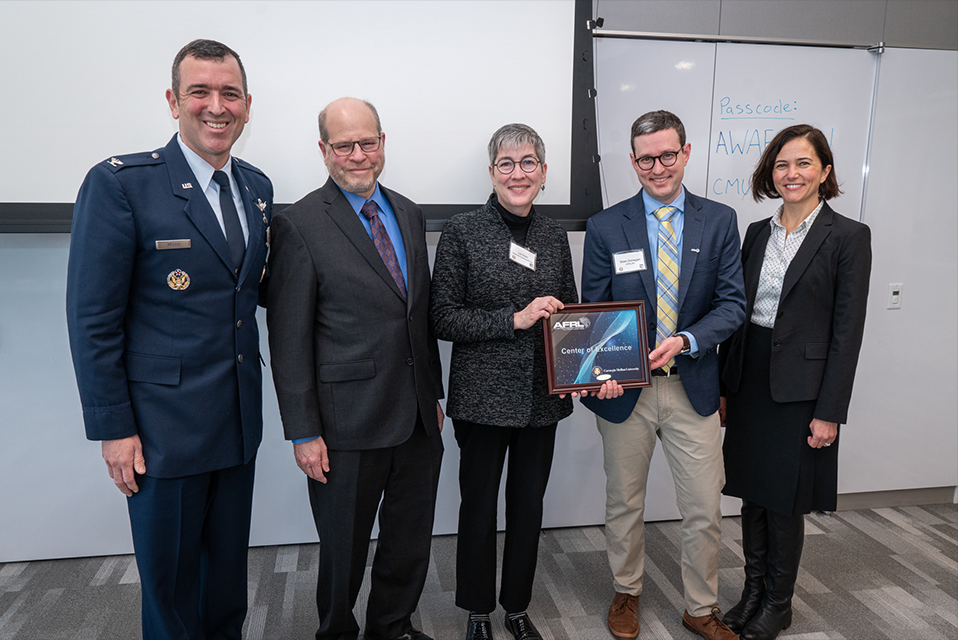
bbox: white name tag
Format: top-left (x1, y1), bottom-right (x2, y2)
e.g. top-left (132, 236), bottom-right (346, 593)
top-left (509, 242), bottom-right (537, 270)
top-left (613, 249), bottom-right (646, 273)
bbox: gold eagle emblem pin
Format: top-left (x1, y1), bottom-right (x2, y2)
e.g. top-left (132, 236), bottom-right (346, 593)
top-left (167, 269), bottom-right (191, 290)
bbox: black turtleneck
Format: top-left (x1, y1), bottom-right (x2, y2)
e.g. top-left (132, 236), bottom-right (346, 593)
top-left (492, 194), bottom-right (535, 246)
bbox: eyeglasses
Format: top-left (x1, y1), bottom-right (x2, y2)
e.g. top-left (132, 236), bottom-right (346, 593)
top-left (494, 157), bottom-right (541, 175)
top-left (325, 137), bottom-right (381, 157)
top-left (635, 150), bottom-right (682, 171)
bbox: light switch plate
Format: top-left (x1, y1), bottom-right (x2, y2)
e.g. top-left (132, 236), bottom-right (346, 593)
top-left (887, 283), bottom-right (903, 309)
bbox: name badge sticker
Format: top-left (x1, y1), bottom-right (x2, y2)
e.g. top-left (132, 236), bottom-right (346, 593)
top-left (613, 250), bottom-right (646, 273)
top-left (509, 242), bottom-right (537, 271)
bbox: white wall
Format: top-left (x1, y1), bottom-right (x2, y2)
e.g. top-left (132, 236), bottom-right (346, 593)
top-left (840, 48), bottom-right (958, 493)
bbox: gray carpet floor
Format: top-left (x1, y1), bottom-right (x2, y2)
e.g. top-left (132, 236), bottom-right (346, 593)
top-left (1, 504), bottom-right (955, 639)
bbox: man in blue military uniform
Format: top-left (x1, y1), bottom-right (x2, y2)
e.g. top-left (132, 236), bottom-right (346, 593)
top-left (66, 39), bottom-right (272, 640)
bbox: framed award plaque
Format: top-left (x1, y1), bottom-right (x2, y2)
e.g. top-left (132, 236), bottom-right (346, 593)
top-left (542, 301), bottom-right (652, 395)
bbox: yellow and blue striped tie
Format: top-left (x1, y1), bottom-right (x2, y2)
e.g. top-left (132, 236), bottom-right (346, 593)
top-left (653, 206), bottom-right (679, 373)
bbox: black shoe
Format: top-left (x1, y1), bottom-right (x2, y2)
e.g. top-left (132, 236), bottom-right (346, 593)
top-left (466, 616), bottom-right (494, 640)
top-left (723, 500), bottom-right (768, 633)
top-left (392, 630), bottom-right (433, 640)
top-left (505, 613), bottom-right (542, 640)
top-left (741, 606), bottom-right (792, 640)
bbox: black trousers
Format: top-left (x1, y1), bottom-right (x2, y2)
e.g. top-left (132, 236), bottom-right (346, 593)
top-left (453, 419), bottom-right (558, 614)
top-left (308, 417), bottom-right (443, 640)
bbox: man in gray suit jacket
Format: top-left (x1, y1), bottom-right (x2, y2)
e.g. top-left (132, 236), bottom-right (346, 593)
top-left (267, 97), bottom-right (444, 640)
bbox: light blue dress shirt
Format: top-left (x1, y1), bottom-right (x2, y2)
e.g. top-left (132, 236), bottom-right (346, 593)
top-left (642, 187), bottom-right (699, 357)
top-left (176, 134), bottom-right (249, 243)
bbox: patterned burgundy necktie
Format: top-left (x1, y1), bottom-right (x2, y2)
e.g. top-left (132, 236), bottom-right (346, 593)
top-left (360, 200), bottom-right (407, 299)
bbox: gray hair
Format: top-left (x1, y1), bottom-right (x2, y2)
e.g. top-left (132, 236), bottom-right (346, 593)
top-left (318, 99), bottom-right (382, 142)
top-left (172, 39), bottom-right (247, 96)
top-left (487, 123), bottom-right (545, 165)
top-left (630, 110), bottom-right (686, 154)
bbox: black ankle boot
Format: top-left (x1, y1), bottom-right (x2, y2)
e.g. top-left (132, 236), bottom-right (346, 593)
top-left (741, 512), bottom-right (805, 640)
top-left (723, 501), bottom-right (768, 633)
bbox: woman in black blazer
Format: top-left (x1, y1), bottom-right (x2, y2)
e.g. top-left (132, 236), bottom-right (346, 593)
top-left (429, 123), bottom-right (578, 640)
top-left (718, 125), bottom-right (871, 640)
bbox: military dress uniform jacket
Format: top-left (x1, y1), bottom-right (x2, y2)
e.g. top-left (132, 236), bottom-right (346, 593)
top-left (66, 135), bottom-right (273, 478)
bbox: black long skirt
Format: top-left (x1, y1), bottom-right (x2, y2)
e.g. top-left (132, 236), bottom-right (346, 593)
top-left (723, 324), bottom-right (840, 516)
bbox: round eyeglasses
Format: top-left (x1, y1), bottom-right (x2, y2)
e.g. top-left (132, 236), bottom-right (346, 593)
top-left (635, 150), bottom-right (682, 171)
top-left (494, 157), bottom-right (541, 175)
top-left (326, 137), bottom-right (382, 157)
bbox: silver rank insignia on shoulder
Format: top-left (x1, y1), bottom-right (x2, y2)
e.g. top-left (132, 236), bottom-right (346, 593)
top-left (107, 157), bottom-right (123, 167)
top-left (167, 269), bottom-right (190, 290)
top-left (255, 198), bottom-right (267, 212)
top-left (181, 183), bottom-right (193, 189)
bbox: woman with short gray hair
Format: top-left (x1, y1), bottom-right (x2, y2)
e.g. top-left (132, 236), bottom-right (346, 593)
top-left (429, 123), bottom-right (575, 640)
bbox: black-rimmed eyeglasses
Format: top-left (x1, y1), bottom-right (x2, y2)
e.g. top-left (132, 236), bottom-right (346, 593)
top-left (494, 157), bottom-right (541, 175)
top-left (635, 150), bottom-right (682, 170)
top-left (325, 137), bottom-right (382, 157)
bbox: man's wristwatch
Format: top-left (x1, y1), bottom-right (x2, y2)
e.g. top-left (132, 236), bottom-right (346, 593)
top-left (678, 333), bottom-right (691, 355)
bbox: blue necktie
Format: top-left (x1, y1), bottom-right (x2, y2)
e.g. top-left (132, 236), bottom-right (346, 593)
top-left (212, 170), bottom-right (245, 273)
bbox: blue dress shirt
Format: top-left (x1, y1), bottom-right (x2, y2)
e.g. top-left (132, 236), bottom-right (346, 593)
top-left (642, 187), bottom-right (699, 356)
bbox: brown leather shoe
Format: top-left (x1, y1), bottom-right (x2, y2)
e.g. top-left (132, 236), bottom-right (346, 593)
top-left (607, 592), bottom-right (640, 639)
top-left (682, 607), bottom-right (739, 640)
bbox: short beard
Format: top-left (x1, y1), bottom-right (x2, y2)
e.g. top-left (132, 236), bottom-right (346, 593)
top-left (326, 162), bottom-right (379, 197)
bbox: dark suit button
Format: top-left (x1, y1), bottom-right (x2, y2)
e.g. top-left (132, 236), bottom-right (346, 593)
top-left (650, 321), bottom-right (657, 330)
top-left (237, 354), bottom-right (244, 363)
top-left (777, 311), bottom-right (784, 318)
top-left (236, 320), bottom-right (243, 329)
top-left (236, 286), bottom-right (242, 292)
top-left (773, 340), bottom-right (781, 348)
top-left (406, 358), bottom-right (414, 366)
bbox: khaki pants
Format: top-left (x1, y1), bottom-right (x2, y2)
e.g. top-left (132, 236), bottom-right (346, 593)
top-left (596, 373), bottom-right (725, 617)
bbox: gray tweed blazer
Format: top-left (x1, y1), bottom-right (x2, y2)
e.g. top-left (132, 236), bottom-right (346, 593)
top-left (429, 198), bottom-right (578, 427)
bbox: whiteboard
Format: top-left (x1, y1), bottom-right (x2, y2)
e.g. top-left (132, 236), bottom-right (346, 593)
top-left (594, 39), bottom-right (716, 207)
top-left (594, 38), bottom-right (879, 234)
top-left (0, 0), bottom-right (574, 207)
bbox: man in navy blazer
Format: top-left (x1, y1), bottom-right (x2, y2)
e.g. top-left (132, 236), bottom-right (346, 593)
top-left (66, 40), bottom-right (272, 640)
top-left (580, 111), bottom-right (745, 640)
